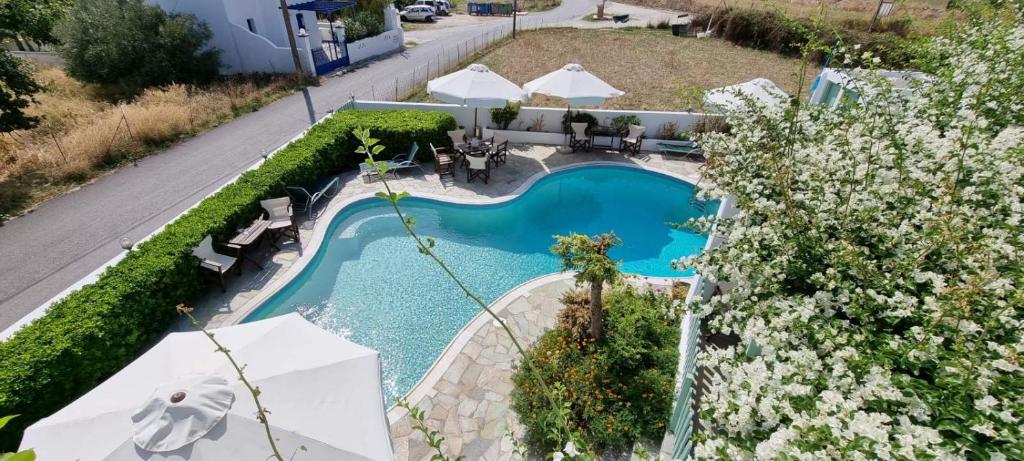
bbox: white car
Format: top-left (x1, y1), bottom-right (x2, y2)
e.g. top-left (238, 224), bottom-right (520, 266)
top-left (400, 5), bottom-right (435, 22)
top-left (414, 0), bottom-right (450, 15)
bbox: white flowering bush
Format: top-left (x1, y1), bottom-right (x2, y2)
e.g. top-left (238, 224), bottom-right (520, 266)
top-left (682, 2), bottom-right (1024, 460)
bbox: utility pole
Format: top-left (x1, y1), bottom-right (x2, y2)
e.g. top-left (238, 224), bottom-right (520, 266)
top-left (512, 0), bottom-right (518, 38)
top-left (278, 0), bottom-right (304, 74)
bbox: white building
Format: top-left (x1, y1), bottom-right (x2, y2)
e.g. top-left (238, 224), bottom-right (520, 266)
top-left (147, 0), bottom-right (403, 75)
top-left (809, 68), bottom-right (929, 108)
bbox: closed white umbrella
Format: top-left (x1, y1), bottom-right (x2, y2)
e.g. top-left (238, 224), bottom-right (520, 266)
top-left (427, 63), bottom-right (526, 134)
top-left (20, 314), bottom-right (394, 461)
top-left (523, 63), bottom-right (625, 107)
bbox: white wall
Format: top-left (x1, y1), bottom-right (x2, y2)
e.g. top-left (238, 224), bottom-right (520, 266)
top-left (350, 100), bottom-right (716, 142)
top-left (149, 0), bottom-right (315, 74)
top-left (347, 22), bottom-right (404, 64)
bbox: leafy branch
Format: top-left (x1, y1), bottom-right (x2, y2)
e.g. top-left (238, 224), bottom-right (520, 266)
top-left (396, 400), bottom-right (465, 461)
top-left (176, 304), bottom-right (294, 461)
top-left (353, 129), bottom-right (588, 457)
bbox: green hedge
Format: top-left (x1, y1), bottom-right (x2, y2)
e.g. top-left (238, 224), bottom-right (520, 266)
top-left (0, 109), bottom-right (456, 450)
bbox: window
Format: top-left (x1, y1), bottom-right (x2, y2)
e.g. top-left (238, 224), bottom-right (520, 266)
top-left (246, 18), bottom-right (257, 33)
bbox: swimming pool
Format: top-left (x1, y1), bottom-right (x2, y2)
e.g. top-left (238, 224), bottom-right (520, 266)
top-left (245, 165), bottom-right (715, 403)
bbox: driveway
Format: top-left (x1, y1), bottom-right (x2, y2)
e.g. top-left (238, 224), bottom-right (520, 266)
top-left (0, 0), bottom-right (597, 332)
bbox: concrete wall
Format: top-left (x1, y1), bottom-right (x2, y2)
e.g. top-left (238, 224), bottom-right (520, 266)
top-left (350, 100), bottom-right (717, 142)
top-left (348, 27), bottom-right (404, 64)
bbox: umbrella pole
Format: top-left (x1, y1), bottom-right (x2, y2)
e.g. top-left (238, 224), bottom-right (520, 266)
top-left (474, 108), bottom-right (479, 138)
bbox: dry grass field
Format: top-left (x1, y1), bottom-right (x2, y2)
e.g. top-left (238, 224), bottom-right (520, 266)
top-left (0, 63), bottom-right (307, 219)
top-left (409, 28), bottom-right (818, 110)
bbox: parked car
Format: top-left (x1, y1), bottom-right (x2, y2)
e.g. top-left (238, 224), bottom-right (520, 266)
top-left (414, 0), bottom-right (450, 15)
top-left (400, 5), bottom-right (435, 22)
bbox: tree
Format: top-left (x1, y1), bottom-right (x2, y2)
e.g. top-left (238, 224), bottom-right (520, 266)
top-left (0, 50), bottom-right (40, 134)
top-left (551, 232), bottom-right (622, 340)
top-left (0, 0), bottom-right (74, 44)
top-left (54, 0), bottom-right (220, 90)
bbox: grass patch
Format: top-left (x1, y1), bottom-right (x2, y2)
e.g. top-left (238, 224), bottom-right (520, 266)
top-left (0, 63), bottom-right (313, 220)
top-left (409, 28), bottom-right (817, 111)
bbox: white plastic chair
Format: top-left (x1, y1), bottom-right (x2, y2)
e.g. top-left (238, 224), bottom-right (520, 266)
top-left (261, 197), bottom-right (299, 244)
top-left (192, 235), bottom-right (238, 292)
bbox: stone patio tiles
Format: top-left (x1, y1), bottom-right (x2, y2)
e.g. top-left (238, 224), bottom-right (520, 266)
top-left (388, 275), bottom-right (577, 461)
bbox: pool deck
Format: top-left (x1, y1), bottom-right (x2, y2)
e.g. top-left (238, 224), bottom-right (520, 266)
top-left (388, 273), bottom-right (576, 461)
top-left (182, 144), bottom-right (703, 458)
top-left (189, 143), bottom-right (703, 329)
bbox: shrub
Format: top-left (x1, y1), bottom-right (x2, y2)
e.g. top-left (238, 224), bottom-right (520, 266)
top-left (345, 10), bottom-right (386, 42)
top-left (489, 102), bottom-right (520, 129)
top-left (610, 115), bottom-right (641, 134)
top-left (0, 109), bottom-right (456, 450)
top-left (695, 7), bottom-right (926, 69)
top-left (511, 287), bottom-right (680, 452)
top-left (560, 111), bottom-right (598, 134)
top-left (556, 288), bottom-right (591, 343)
top-left (55, 0), bottom-right (220, 91)
top-left (688, 5), bottom-right (1024, 458)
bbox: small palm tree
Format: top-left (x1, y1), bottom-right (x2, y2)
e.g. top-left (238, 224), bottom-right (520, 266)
top-left (551, 232), bottom-right (622, 340)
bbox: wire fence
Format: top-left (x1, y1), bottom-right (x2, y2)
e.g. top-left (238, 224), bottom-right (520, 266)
top-left (350, 16), bottom-right (573, 102)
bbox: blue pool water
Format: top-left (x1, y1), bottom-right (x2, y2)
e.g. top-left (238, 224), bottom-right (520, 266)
top-left (246, 165), bottom-right (714, 403)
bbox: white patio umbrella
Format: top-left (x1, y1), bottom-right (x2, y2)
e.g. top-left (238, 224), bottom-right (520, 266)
top-left (20, 313), bottom-right (394, 461)
top-left (523, 63), bottom-right (625, 107)
top-left (427, 63), bottom-right (526, 135)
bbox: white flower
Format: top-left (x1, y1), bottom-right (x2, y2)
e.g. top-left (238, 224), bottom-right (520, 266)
top-left (563, 441), bottom-right (581, 457)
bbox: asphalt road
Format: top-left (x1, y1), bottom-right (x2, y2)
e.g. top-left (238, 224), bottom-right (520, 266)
top-left (0, 0), bottom-right (595, 331)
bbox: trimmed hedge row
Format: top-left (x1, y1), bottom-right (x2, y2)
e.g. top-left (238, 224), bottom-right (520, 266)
top-left (0, 109), bottom-right (456, 449)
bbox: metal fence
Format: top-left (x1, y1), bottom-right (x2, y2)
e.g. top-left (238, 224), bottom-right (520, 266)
top-left (665, 195), bottom-right (736, 460)
top-left (349, 16), bottom-right (572, 102)
top-left (668, 299), bottom-right (703, 459)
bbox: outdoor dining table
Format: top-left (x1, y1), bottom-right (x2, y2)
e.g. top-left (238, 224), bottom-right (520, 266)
top-left (225, 218), bottom-right (270, 271)
top-left (457, 140), bottom-right (492, 166)
top-left (589, 125), bottom-right (621, 150)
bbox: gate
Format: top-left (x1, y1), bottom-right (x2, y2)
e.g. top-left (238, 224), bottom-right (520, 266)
top-left (312, 41), bottom-right (349, 75)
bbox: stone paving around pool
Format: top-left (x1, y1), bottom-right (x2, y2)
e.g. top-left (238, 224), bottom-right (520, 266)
top-left (188, 143), bottom-right (703, 329)
top-left (180, 143), bottom-right (703, 458)
top-left (387, 274), bottom-right (577, 461)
